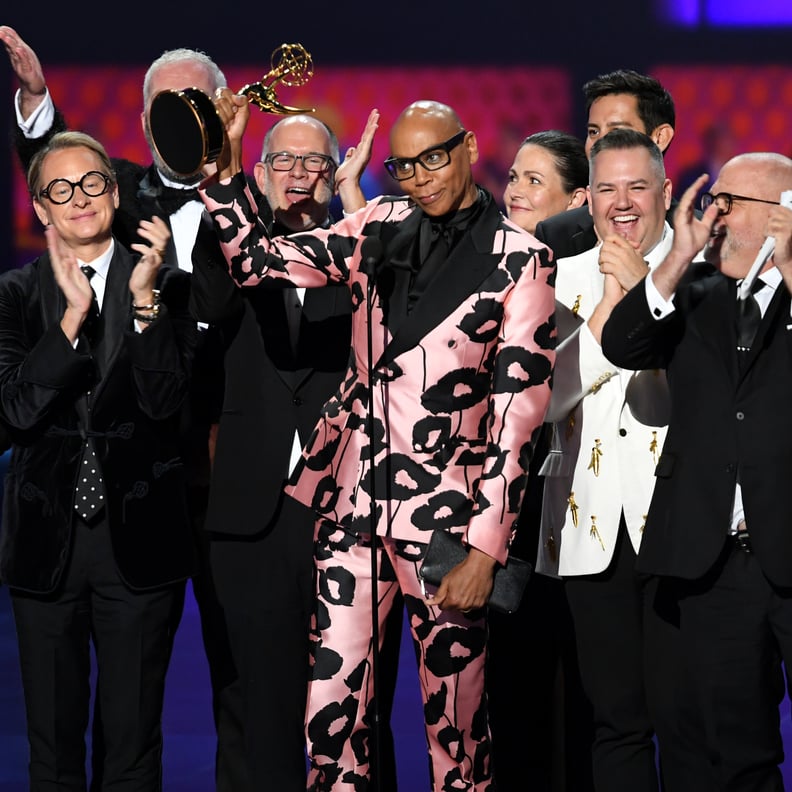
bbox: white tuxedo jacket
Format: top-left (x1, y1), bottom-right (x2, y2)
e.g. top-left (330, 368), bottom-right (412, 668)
top-left (537, 224), bottom-right (673, 577)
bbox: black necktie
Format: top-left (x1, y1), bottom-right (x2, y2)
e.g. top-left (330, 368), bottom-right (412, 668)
top-left (80, 265), bottom-right (100, 340)
top-left (284, 289), bottom-right (302, 353)
top-left (158, 184), bottom-right (199, 215)
top-left (75, 440), bottom-right (105, 524)
top-left (736, 280), bottom-right (763, 353)
top-left (75, 264), bottom-right (105, 523)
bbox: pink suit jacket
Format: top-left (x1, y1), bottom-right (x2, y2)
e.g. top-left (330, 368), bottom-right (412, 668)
top-left (201, 174), bottom-right (555, 564)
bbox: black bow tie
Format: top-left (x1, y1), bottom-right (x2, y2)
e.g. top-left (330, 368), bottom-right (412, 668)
top-left (157, 184), bottom-right (200, 215)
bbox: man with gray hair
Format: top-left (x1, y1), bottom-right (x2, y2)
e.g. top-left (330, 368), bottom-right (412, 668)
top-left (1, 26), bottom-right (386, 791)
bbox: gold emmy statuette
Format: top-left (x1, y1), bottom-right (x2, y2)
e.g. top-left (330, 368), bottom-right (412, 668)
top-left (149, 43), bottom-right (316, 178)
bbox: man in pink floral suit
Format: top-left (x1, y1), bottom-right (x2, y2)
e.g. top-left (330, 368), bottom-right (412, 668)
top-left (200, 93), bottom-right (556, 791)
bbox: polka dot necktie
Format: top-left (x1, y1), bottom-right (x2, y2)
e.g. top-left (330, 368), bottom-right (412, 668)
top-left (75, 264), bottom-right (105, 523)
top-left (75, 441), bottom-right (104, 523)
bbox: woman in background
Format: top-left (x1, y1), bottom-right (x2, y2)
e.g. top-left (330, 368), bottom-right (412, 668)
top-left (503, 129), bottom-right (587, 236)
top-left (488, 127), bottom-right (594, 792)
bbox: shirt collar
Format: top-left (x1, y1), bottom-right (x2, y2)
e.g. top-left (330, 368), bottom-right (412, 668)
top-left (76, 238), bottom-right (114, 281)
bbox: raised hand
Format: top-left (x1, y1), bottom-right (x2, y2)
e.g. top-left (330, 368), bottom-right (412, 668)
top-left (211, 88), bottom-right (250, 181)
top-left (46, 225), bottom-right (94, 343)
top-left (129, 216), bottom-right (170, 304)
top-left (0, 25), bottom-right (47, 120)
top-left (669, 173), bottom-right (719, 263)
top-left (335, 108), bottom-right (379, 213)
top-left (652, 174), bottom-right (720, 300)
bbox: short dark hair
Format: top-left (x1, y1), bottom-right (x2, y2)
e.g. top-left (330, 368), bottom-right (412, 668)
top-left (589, 128), bottom-right (666, 182)
top-left (520, 130), bottom-right (588, 194)
top-left (583, 69), bottom-right (676, 134)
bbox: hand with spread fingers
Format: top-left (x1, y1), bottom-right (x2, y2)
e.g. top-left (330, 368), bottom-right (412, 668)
top-left (335, 108), bottom-right (379, 213)
top-left (46, 224), bottom-right (95, 339)
top-left (129, 215), bottom-right (170, 310)
top-left (0, 25), bottom-right (46, 120)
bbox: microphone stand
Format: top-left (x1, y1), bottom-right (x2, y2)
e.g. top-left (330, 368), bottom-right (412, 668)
top-left (361, 238), bottom-right (384, 792)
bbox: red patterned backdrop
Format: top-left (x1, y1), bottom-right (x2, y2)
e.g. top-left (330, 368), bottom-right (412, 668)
top-left (11, 65), bottom-right (572, 262)
top-left (14, 63), bottom-right (792, 265)
top-left (653, 65), bottom-right (792, 193)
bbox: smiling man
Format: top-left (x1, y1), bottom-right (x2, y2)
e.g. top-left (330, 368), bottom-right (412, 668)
top-left (534, 69), bottom-right (678, 259)
top-left (199, 94), bottom-right (556, 791)
top-left (536, 128), bottom-right (706, 791)
top-left (602, 152), bottom-right (792, 791)
top-left (253, 114), bottom-right (338, 231)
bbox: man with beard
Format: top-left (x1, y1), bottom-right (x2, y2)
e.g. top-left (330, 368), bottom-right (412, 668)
top-left (1, 27), bottom-right (385, 791)
top-left (602, 153), bottom-right (792, 791)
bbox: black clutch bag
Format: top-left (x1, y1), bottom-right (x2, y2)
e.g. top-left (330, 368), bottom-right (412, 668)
top-left (418, 530), bottom-right (532, 614)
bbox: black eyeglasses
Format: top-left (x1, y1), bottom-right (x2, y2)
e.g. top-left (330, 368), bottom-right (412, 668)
top-left (38, 171), bottom-right (113, 205)
top-left (383, 130), bottom-right (468, 181)
top-left (263, 152), bottom-right (336, 173)
top-left (700, 191), bottom-right (781, 216)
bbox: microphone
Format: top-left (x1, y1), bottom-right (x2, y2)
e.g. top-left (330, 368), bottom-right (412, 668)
top-left (360, 237), bottom-right (384, 278)
top-left (739, 189), bottom-right (792, 299)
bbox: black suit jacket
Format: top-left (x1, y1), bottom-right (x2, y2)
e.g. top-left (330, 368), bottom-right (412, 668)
top-left (601, 271), bottom-right (792, 586)
top-left (15, 105), bottom-right (226, 495)
top-left (534, 201), bottom-right (683, 261)
top-left (189, 218), bottom-right (352, 535)
top-left (0, 243), bottom-right (198, 593)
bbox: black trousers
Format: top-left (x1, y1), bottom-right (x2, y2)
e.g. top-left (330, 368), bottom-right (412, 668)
top-left (674, 539), bottom-right (792, 792)
top-left (11, 517), bottom-right (184, 792)
top-left (565, 519), bottom-right (709, 792)
top-left (198, 494), bottom-right (403, 792)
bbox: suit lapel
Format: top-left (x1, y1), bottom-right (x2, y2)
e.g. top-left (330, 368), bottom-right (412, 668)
top-left (136, 169), bottom-right (177, 264)
top-left (739, 280), bottom-right (788, 378)
top-left (694, 277), bottom-right (736, 376)
top-left (92, 244), bottom-right (133, 392)
top-left (375, 199), bottom-right (502, 369)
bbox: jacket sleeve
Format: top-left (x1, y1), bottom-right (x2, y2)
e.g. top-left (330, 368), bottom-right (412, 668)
top-left (0, 269), bottom-right (92, 436)
top-left (601, 277), bottom-right (678, 371)
top-left (127, 268), bottom-right (198, 420)
top-left (14, 105), bottom-right (68, 173)
top-left (188, 213), bottom-right (245, 325)
top-left (464, 244), bottom-right (556, 564)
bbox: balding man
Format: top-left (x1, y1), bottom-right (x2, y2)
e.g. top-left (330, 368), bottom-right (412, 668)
top-left (602, 153), bottom-right (792, 791)
top-left (199, 95), bottom-right (556, 790)
top-left (189, 111), bottom-right (392, 791)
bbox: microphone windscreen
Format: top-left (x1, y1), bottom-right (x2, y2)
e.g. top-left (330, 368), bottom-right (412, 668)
top-left (360, 237), bottom-right (384, 271)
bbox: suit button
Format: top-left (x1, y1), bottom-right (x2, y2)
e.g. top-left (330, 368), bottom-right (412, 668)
top-left (736, 411), bottom-right (745, 421)
top-left (619, 428), bottom-right (627, 437)
top-left (293, 397), bottom-right (303, 406)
